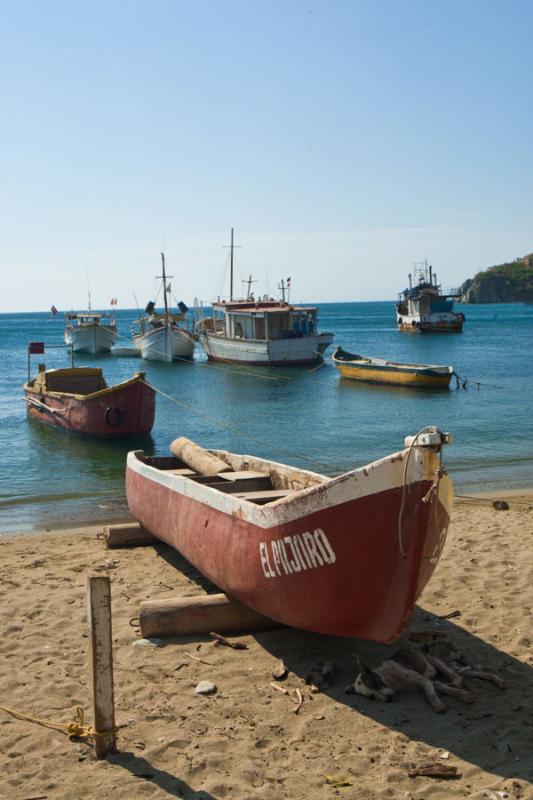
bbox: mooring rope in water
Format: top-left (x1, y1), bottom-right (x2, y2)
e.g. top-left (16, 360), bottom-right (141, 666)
top-left (196, 358), bottom-right (292, 382)
top-left (452, 372), bottom-right (504, 390)
top-left (141, 378), bottom-right (340, 474)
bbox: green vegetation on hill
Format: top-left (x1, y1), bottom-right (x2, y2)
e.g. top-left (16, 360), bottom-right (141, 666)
top-left (460, 254), bottom-right (533, 303)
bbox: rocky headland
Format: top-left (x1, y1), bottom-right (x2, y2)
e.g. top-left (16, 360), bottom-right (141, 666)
top-left (460, 254), bottom-right (533, 303)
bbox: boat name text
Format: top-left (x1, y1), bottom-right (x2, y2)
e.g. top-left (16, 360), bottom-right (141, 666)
top-left (259, 528), bottom-right (336, 578)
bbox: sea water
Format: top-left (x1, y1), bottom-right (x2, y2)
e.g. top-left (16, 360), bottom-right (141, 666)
top-left (1, 302), bottom-right (532, 533)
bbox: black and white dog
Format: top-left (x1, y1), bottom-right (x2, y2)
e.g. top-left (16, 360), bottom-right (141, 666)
top-left (347, 642), bottom-right (505, 713)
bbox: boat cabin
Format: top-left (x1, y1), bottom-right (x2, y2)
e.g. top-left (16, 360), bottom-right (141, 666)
top-left (207, 300), bottom-right (319, 342)
top-left (65, 312), bottom-right (116, 329)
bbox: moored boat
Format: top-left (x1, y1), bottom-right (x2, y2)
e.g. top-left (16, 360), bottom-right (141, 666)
top-left (126, 430), bottom-right (453, 642)
top-left (196, 229), bottom-right (334, 365)
top-left (136, 253), bottom-right (195, 363)
top-left (396, 260), bottom-right (465, 333)
top-left (332, 346), bottom-right (454, 388)
top-left (24, 343), bottom-right (155, 438)
top-left (64, 311), bottom-right (117, 354)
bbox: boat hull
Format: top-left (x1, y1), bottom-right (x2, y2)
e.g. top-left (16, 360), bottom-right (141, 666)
top-left (396, 312), bottom-right (464, 333)
top-left (198, 331), bottom-right (334, 366)
top-left (126, 442), bottom-right (452, 641)
top-left (24, 375), bottom-right (155, 438)
top-left (64, 323), bottom-right (117, 354)
top-left (140, 326), bottom-right (195, 363)
top-left (335, 362), bottom-right (452, 388)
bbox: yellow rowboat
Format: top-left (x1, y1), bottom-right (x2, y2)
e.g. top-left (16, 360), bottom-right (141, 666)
top-left (332, 346), bottom-right (454, 388)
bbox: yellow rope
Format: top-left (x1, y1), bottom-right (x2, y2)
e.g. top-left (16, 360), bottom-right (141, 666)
top-left (0, 704), bottom-right (116, 740)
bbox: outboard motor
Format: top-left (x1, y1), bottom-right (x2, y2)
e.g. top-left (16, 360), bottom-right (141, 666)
top-left (178, 301), bottom-right (189, 314)
top-left (145, 300), bottom-right (155, 315)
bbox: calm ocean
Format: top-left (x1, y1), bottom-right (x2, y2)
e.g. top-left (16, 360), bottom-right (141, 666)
top-left (1, 302), bottom-right (532, 534)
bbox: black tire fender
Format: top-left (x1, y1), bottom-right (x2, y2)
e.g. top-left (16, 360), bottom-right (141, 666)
top-left (104, 406), bottom-right (122, 428)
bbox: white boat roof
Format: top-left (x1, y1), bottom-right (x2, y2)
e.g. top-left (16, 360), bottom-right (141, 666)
top-left (211, 300), bottom-right (318, 314)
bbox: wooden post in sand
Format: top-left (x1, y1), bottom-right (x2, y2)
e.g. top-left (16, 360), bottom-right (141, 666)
top-left (87, 576), bottom-right (117, 758)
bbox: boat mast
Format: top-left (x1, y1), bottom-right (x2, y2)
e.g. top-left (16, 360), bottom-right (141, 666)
top-left (230, 228), bottom-right (234, 301)
top-left (161, 252), bottom-right (169, 319)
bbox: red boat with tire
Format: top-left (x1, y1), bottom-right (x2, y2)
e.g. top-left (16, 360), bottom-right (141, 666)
top-left (24, 347), bottom-right (155, 438)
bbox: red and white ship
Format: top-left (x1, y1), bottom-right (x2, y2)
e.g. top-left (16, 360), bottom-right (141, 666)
top-left (396, 260), bottom-right (465, 333)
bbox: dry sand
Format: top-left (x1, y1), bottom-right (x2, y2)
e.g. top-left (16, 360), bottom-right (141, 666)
top-left (0, 492), bottom-right (532, 800)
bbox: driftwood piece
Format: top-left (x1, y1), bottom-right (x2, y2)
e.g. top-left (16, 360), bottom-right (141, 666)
top-left (139, 592), bottom-right (281, 639)
top-left (408, 763), bottom-right (461, 779)
top-left (209, 632), bottom-right (248, 650)
top-left (169, 437), bottom-right (230, 476)
top-left (104, 523), bottom-right (158, 549)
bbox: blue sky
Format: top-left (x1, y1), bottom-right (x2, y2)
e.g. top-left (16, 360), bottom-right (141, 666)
top-left (1, 0), bottom-right (532, 311)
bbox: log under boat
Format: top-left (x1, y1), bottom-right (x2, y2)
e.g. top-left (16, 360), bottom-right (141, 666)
top-left (126, 432), bottom-right (453, 642)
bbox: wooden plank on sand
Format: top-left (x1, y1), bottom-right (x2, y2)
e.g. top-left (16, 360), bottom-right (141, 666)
top-left (139, 592), bottom-right (281, 639)
top-left (104, 522), bottom-right (158, 548)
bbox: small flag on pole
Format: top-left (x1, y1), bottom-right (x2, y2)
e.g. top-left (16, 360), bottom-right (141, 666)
top-left (29, 341), bottom-right (45, 354)
top-left (51, 305), bottom-right (58, 315)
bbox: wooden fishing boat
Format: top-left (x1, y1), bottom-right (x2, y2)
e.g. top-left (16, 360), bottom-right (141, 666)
top-left (332, 346), bottom-right (454, 388)
top-left (195, 229), bottom-right (334, 366)
top-left (126, 431), bottom-right (453, 642)
top-left (64, 311), bottom-right (117, 354)
top-left (135, 253), bottom-right (195, 363)
top-left (24, 344), bottom-right (155, 438)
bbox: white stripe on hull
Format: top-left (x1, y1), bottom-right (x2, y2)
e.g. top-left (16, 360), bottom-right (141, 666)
top-left (127, 442), bottom-right (450, 530)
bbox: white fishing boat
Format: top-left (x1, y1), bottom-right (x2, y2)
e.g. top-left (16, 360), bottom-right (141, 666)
top-left (64, 311), bottom-right (117, 354)
top-left (136, 254), bottom-right (195, 363)
top-left (196, 230), bottom-right (334, 366)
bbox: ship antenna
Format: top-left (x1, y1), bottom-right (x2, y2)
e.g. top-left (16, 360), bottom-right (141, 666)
top-left (243, 274), bottom-right (257, 300)
top-left (86, 266), bottom-right (91, 310)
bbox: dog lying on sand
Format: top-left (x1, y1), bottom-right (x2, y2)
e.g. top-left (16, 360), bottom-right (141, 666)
top-left (424, 640), bottom-right (506, 690)
top-left (346, 642), bottom-right (505, 713)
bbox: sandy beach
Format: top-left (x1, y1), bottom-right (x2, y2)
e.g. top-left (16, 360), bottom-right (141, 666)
top-left (0, 492), bottom-right (531, 800)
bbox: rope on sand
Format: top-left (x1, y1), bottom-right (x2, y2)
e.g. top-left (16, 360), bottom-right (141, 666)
top-left (0, 704), bottom-right (118, 741)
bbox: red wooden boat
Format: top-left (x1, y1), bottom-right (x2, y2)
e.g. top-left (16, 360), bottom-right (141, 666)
top-left (24, 357), bottom-right (155, 438)
top-left (126, 430), bottom-right (453, 642)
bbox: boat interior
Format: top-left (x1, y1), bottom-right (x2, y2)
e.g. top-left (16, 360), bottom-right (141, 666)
top-left (28, 368), bottom-right (108, 395)
top-left (138, 452), bottom-right (328, 506)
